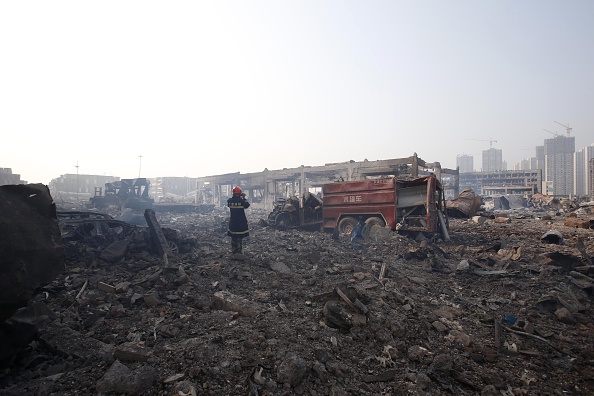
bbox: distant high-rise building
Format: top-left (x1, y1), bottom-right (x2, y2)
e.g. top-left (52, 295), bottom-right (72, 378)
top-left (574, 144), bottom-right (594, 196)
top-left (482, 148), bottom-right (503, 172)
top-left (536, 146), bottom-right (544, 170)
top-left (530, 157), bottom-right (538, 170)
top-left (590, 158), bottom-right (594, 200)
top-left (514, 157), bottom-right (538, 171)
top-left (456, 154), bottom-right (473, 173)
top-left (544, 135), bottom-right (575, 196)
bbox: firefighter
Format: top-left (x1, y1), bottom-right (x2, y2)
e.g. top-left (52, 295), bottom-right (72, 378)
top-left (350, 217), bottom-right (366, 250)
top-left (227, 186), bottom-right (250, 254)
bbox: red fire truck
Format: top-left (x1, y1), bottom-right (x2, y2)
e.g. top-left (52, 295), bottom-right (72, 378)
top-left (268, 174), bottom-right (449, 240)
top-left (322, 174), bottom-right (448, 239)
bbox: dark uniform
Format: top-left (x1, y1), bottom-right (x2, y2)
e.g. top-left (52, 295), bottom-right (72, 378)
top-left (227, 190), bottom-right (250, 254)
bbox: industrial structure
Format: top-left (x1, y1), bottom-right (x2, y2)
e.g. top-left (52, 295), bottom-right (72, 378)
top-left (153, 176), bottom-right (199, 202)
top-left (193, 154), bottom-right (459, 211)
top-left (48, 174), bottom-right (119, 202)
top-left (459, 169), bottom-right (542, 197)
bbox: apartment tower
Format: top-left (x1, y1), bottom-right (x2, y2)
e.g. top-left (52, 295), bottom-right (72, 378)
top-left (544, 135), bottom-right (575, 196)
top-left (482, 148), bottom-right (503, 172)
top-left (456, 154), bottom-right (474, 173)
top-left (574, 144), bottom-right (594, 197)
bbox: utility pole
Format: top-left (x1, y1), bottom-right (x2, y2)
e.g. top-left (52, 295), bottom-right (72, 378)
top-left (138, 155), bottom-right (143, 178)
top-left (75, 160), bottom-right (79, 202)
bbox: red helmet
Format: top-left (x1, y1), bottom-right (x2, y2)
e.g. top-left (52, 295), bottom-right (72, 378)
top-left (232, 186), bottom-right (242, 195)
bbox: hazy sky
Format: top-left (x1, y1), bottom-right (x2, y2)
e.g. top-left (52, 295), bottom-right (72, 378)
top-left (2, 1), bottom-right (593, 184)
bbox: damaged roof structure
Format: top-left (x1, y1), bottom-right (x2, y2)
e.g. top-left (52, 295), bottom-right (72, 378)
top-left (194, 153), bottom-right (460, 210)
top-left (1, 168), bottom-right (594, 395)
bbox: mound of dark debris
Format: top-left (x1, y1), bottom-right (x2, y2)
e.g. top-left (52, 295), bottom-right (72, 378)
top-left (1, 202), bottom-right (594, 395)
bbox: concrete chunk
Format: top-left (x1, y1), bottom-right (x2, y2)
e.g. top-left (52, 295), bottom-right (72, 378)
top-left (270, 261), bottom-right (292, 274)
top-left (472, 216), bottom-right (487, 225)
top-left (100, 239), bottom-right (129, 263)
top-left (212, 291), bottom-right (261, 317)
top-left (114, 342), bottom-right (152, 362)
top-left (98, 282), bottom-right (116, 293)
top-left (143, 291), bottom-right (161, 307)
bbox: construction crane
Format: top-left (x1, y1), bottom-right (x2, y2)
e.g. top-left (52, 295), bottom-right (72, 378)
top-left (554, 121), bottom-right (572, 136)
top-left (542, 129), bottom-right (560, 137)
top-left (465, 138), bottom-right (498, 148)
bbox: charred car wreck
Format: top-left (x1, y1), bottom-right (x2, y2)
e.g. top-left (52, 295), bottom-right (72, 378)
top-left (267, 192), bottom-right (323, 230)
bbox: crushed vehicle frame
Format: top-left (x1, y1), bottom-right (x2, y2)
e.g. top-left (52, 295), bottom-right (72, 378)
top-left (59, 217), bottom-right (138, 244)
top-left (267, 192), bottom-right (323, 230)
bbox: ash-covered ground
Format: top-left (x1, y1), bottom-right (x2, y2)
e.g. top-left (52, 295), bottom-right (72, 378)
top-left (1, 206), bottom-right (593, 395)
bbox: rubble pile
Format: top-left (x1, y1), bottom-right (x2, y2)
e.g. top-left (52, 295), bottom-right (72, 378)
top-left (1, 205), bottom-right (594, 395)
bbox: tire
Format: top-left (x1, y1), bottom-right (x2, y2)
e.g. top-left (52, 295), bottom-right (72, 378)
top-left (168, 241), bottom-right (179, 255)
top-left (275, 213), bottom-right (291, 231)
top-left (364, 217), bottom-right (386, 239)
top-left (267, 211), bottom-right (278, 224)
top-left (337, 216), bottom-right (358, 235)
top-left (365, 216), bottom-right (385, 228)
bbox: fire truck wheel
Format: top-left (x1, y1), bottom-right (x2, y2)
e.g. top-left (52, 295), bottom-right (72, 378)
top-left (365, 217), bottom-right (385, 228)
top-left (338, 216), bottom-right (358, 235)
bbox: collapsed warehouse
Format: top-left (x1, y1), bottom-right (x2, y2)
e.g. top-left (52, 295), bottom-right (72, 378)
top-left (192, 153), bottom-right (460, 210)
top-left (1, 155), bottom-right (594, 395)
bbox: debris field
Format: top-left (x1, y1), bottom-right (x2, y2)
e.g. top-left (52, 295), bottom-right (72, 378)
top-left (1, 203), bottom-right (594, 396)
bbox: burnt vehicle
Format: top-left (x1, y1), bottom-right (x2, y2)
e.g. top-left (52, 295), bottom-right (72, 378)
top-left (57, 210), bottom-right (190, 257)
top-left (56, 211), bottom-right (113, 220)
top-left (89, 178), bottom-right (154, 210)
top-left (267, 174), bottom-right (450, 240)
top-left (58, 215), bottom-right (139, 246)
top-left (267, 192), bottom-right (323, 230)
top-left (322, 174), bottom-right (449, 240)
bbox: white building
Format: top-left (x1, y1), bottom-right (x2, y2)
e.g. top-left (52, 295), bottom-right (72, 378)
top-left (574, 144), bottom-right (594, 197)
top-left (456, 154), bottom-right (474, 173)
top-left (514, 157), bottom-right (538, 171)
top-left (544, 135), bottom-right (575, 196)
top-left (590, 158), bottom-right (594, 200)
top-left (482, 148), bottom-right (503, 172)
